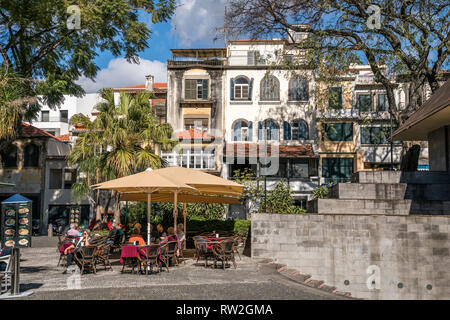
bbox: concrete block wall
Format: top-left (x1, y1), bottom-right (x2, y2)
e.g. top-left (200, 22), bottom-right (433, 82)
top-left (252, 213), bottom-right (450, 299)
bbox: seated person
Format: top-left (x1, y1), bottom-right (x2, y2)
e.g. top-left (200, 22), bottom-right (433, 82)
top-left (63, 230), bottom-right (92, 274)
top-left (156, 224), bottom-right (164, 239)
top-left (176, 223), bottom-right (186, 242)
top-left (129, 229), bottom-right (146, 246)
top-left (161, 227), bottom-right (181, 256)
top-left (107, 223), bottom-right (124, 245)
top-left (66, 223), bottom-right (81, 237)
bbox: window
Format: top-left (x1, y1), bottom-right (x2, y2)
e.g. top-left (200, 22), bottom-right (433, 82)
top-left (233, 120), bottom-right (252, 141)
top-left (185, 79), bottom-right (208, 100)
top-left (378, 94), bottom-right (388, 111)
top-left (230, 77), bottom-right (253, 101)
top-left (285, 54), bottom-right (294, 64)
top-left (184, 118), bottom-right (208, 132)
top-left (50, 169), bottom-right (63, 189)
top-left (60, 110), bottom-right (68, 123)
top-left (46, 131), bottom-right (56, 136)
top-left (41, 111), bottom-right (49, 122)
top-left (161, 149), bottom-right (216, 170)
top-left (24, 144), bottom-right (39, 168)
top-left (284, 120), bottom-right (308, 140)
top-left (64, 169), bottom-right (77, 189)
top-left (234, 77), bottom-right (249, 99)
top-left (357, 94), bottom-right (373, 112)
top-left (247, 51), bottom-right (263, 65)
top-left (328, 87), bottom-right (343, 109)
top-left (0, 145), bottom-right (18, 168)
top-left (260, 76), bottom-right (280, 101)
top-left (289, 77), bottom-right (309, 101)
top-left (258, 120), bottom-right (279, 141)
top-left (322, 158), bottom-right (354, 183)
top-left (361, 126), bottom-right (400, 145)
top-left (322, 122), bottom-right (353, 141)
top-left (290, 160), bottom-right (309, 178)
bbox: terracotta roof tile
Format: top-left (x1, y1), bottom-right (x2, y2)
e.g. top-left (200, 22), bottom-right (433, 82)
top-left (21, 122), bottom-right (58, 139)
top-left (176, 128), bottom-right (216, 141)
top-left (56, 134), bottom-right (70, 141)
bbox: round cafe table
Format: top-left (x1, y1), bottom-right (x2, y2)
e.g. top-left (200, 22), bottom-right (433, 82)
top-left (120, 245), bottom-right (143, 274)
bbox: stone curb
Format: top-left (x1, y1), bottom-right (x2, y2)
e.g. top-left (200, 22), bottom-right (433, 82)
top-left (259, 260), bottom-right (352, 298)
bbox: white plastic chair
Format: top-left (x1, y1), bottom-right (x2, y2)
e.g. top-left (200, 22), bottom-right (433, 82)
top-left (0, 255), bottom-right (12, 293)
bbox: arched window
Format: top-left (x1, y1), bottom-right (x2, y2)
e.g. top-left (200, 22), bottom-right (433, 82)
top-left (24, 143), bottom-right (40, 167)
top-left (283, 120), bottom-right (308, 140)
top-left (1, 144), bottom-right (18, 168)
top-left (289, 77), bottom-right (309, 101)
top-left (232, 120), bottom-right (252, 141)
top-left (258, 119), bottom-right (279, 141)
top-left (230, 76), bottom-right (254, 101)
top-left (260, 75), bottom-right (280, 101)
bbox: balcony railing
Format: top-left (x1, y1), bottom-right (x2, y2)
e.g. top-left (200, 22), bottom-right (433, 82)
top-left (161, 151), bottom-right (216, 170)
top-left (167, 59), bottom-right (225, 67)
top-left (316, 109), bottom-right (360, 119)
top-left (35, 116), bottom-right (69, 123)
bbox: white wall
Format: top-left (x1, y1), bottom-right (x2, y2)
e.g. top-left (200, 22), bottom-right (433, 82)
top-left (32, 93), bottom-right (103, 136)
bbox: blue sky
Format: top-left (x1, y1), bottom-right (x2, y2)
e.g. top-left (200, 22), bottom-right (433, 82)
top-left (79, 0), bottom-right (228, 93)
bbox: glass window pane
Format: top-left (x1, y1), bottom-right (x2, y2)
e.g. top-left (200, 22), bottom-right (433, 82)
top-left (378, 94), bottom-right (388, 111)
top-left (328, 87), bottom-right (343, 109)
top-left (291, 162), bottom-right (308, 178)
top-left (358, 94), bottom-right (372, 112)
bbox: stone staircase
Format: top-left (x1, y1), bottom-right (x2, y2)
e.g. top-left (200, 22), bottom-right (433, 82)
top-left (308, 171), bottom-right (450, 215)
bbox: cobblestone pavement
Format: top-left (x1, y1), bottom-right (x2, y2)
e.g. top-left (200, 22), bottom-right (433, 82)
top-left (14, 247), bottom-right (348, 300)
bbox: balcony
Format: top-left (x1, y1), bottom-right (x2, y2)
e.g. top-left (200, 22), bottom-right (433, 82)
top-left (167, 59), bottom-right (225, 69)
top-left (316, 109), bottom-right (360, 119)
top-left (36, 116), bottom-right (69, 123)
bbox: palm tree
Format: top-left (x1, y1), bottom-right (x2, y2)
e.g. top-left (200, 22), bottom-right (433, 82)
top-left (0, 67), bottom-right (40, 150)
top-left (68, 88), bottom-right (177, 224)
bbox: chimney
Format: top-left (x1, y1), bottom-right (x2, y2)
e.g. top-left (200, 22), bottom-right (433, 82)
top-left (145, 74), bottom-right (154, 92)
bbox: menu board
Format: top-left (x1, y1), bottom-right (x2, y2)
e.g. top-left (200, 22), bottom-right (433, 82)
top-left (69, 206), bottom-right (81, 227)
top-left (1, 202), bottom-right (32, 248)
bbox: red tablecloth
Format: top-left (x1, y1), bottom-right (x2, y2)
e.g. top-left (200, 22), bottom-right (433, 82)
top-left (204, 238), bottom-right (222, 250)
top-left (120, 245), bottom-right (139, 263)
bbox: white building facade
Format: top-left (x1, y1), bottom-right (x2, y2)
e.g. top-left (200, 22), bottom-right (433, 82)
top-left (223, 38), bottom-right (320, 204)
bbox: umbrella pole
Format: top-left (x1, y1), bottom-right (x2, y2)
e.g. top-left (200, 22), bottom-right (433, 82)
top-left (147, 193), bottom-right (151, 245)
top-left (183, 203), bottom-right (187, 250)
top-left (173, 191), bottom-right (178, 231)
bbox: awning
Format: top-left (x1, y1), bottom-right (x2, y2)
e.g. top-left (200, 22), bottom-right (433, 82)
top-left (393, 79), bottom-right (450, 140)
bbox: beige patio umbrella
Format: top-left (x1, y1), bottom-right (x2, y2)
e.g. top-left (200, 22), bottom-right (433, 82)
top-left (94, 166), bottom-right (244, 245)
top-left (93, 169), bottom-right (199, 245)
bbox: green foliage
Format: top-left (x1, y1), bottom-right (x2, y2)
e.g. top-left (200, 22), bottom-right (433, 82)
top-left (125, 202), bottom-right (250, 234)
top-left (68, 90), bottom-right (177, 222)
top-left (264, 179), bottom-right (293, 214)
top-left (232, 168), bottom-right (263, 213)
top-left (292, 206), bottom-right (307, 214)
top-left (312, 185), bottom-right (330, 199)
top-left (0, 68), bottom-right (40, 142)
top-left (0, 0), bottom-right (175, 108)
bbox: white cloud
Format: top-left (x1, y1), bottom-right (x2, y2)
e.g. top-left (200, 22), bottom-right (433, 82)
top-left (78, 58), bottom-right (167, 93)
top-left (173, 0), bottom-right (226, 47)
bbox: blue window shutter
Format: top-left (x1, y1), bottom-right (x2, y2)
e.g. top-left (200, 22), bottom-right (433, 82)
top-left (248, 121), bottom-right (253, 141)
top-left (299, 121), bottom-right (308, 139)
top-left (283, 121), bottom-right (291, 140)
top-left (202, 79), bottom-right (208, 99)
top-left (230, 78), bottom-right (235, 100)
top-left (233, 121), bottom-right (242, 141)
top-left (248, 78), bottom-right (254, 100)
